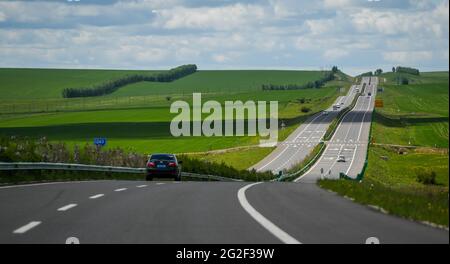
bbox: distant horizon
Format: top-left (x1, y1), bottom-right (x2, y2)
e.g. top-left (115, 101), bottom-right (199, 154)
top-left (0, 65), bottom-right (448, 77)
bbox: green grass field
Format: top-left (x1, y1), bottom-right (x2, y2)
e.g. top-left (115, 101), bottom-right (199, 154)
top-left (0, 69), bottom-right (346, 157)
top-left (373, 72), bottom-right (449, 147)
top-left (0, 68), bottom-right (158, 100)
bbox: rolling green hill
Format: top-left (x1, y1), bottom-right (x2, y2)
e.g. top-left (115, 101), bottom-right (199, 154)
top-left (0, 68), bottom-right (158, 100)
top-left (0, 68), bottom-right (346, 154)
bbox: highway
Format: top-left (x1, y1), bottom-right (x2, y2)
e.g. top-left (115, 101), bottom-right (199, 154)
top-left (1, 77), bottom-right (447, 244)
top-left (0, 180), bottom-right (447, 243)
top-left (296, 77), bottom-right (376, 183)
top-left (251, 84), bottom-right (359, 173)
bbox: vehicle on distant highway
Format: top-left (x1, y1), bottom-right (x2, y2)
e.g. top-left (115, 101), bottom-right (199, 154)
top-left (322, 111), bottom-right (329, 115)
top-left (337, 155), bottom-right (346, 162)
top-left (146, 153), bottom-right (182, 181)
top-left (333, 105), bottom-right (340, 110)
top-left (368, 92), bottom-right (372, 96)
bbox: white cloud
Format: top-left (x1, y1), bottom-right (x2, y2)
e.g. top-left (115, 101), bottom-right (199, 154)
top-left (153, 4), bottom-right (266, 30)
top-left (383, 51), bottom-right (433, 64)
top-left (305, 19), bottom-right (334, 35)
top-left (323, 49), bottom-right (349, 60)
top-left (212, 54), bottom-right (229, 63)
top-left (323, 0), bottom-right (353, 9)
top-left (0, 0), bottom-right (447, 71)
top-left (351, 3), bottom-right (449, 38)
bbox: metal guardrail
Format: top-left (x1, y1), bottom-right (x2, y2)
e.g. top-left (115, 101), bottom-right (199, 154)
top-left (0, 162), bottom-right (243, 182)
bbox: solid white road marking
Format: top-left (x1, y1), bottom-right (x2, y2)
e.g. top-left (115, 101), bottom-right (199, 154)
top-left (89, 194), bottom-right (104, 199)
top-left (237, 182), bottom-right (301, 244)
top-left (114, 188), bottom-right (127, 192)
top-left (156, 183), bottom-right (165, 185)
top-left (57, 203), bottom-right (77, 211)
top-left (13, 221), bottom-right (42, 234)
top-left (136, 185), bottom-right (147, 188)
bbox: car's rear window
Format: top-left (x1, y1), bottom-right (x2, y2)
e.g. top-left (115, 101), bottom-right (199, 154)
top-left (150, 154), bottom-right (175, 161)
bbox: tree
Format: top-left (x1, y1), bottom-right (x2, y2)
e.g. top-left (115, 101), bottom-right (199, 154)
top-left (392, 67), bottom-right (396, 73)
top-left (375, 69), bottom-right (383, 75)
top-left (331, 66), bottom-right (338, 73)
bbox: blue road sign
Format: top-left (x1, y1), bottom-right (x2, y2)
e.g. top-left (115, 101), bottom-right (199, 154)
top-left (94, 138), bottom-right (107, 146)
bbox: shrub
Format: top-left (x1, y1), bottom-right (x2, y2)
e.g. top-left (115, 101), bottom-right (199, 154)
top-left (397, 76), bottom-right (409, 85)
top-left (301, 106), bottom-right (311, 113)
top-left (416, 168), bottom-right (437, 185)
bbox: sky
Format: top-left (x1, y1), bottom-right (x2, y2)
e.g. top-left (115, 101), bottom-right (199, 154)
top-left (0, 0), bottom-right (448, 75)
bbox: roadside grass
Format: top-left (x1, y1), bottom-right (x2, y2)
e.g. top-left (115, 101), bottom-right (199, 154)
top-left (187, 147), bottom-right (275, 170)
top-left (319, 178), bottom-right (449, 227)
top-left (319, 135), bottom-right (449, 227)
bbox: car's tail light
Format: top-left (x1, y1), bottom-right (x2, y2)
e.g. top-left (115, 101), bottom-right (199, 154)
top-left (147, 162), bottom-right (156, 168)
top-left (168, 162), bottom-right (177, 167)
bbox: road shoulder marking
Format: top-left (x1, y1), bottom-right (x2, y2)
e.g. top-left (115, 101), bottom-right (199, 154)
top-left (237, 182), bottom-right (301, 244)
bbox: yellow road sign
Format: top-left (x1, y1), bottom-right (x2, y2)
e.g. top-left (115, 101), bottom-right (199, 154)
top-left (375, 99), bottom-right (383, 107)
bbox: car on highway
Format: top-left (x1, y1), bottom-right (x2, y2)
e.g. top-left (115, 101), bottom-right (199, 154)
top-left (337, 155), bottom-right (346, 162)
top-left (333, 104), bottom-right (340, 110)
top-left (368, 92), bottom-right (372, 96)
top-left (322, 111), bottom-right (329, 115)
top-left (146, 153), bottom-right (182, 181)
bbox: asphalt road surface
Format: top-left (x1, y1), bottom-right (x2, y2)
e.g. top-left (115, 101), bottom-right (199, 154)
top-left (297, 77), bottom-right (376, 183)
top-left (251, 84), bottom-right (359, 173)
top-left (0, 180), bottom-right (447, 243)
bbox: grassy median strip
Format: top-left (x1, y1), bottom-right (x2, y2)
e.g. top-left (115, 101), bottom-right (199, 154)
top-left (279, 142), bottom-right (325, 182)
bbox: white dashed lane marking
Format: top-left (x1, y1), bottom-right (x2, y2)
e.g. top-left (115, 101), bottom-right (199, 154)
top-left (114, 188), bottom-right (127, 192)
top-left (57, 204), bottom-right (77, 212)
top-left (89, 194), bottom-right (104, 199)
top-left (136, 185), bottom-right (147, 188)
top-left (13, 221), bottom-right (42, 234)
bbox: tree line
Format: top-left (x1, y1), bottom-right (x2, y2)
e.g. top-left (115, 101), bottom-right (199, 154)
top-left (395, 66), bottom-right (420, 75)
top-left (62, 64), bottom-right (197, 98)
top-left (261, 71), bottom-right (335, 91)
